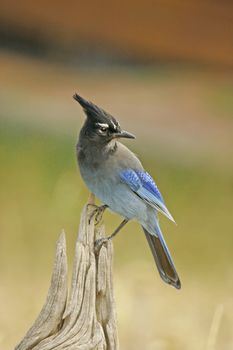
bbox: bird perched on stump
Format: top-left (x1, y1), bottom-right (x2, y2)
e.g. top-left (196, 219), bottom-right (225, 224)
top-left (74, 93), bottom-right (181, 289)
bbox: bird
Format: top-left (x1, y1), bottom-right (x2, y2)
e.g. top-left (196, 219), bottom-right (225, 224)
top-left (74, 93), bottom-right (181, 289)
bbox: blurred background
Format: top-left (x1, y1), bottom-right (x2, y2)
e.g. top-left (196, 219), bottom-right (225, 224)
top-left (0, 1), bottom-right (233, 349)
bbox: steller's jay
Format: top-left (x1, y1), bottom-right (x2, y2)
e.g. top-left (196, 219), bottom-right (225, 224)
top-left (74, 93), bottom-right (181, 289)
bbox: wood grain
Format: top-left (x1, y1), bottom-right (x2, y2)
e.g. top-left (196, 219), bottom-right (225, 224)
top-left (15, 204), bottom-right (119, 350)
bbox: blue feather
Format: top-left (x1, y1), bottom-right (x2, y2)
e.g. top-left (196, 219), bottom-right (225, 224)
top-left (120, 169), bottom-right (175, 223)
top-left (119, 169), bottom-right (141, 192)
top-left (135, 170), bottom-right (164, 203)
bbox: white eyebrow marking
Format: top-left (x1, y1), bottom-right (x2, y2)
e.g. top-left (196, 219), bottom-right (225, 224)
top-left (96, 123), bottom-right (109, 128)
top-left (110, 120), bottom-right (117, 130)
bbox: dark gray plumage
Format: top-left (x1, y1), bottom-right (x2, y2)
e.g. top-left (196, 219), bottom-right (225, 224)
top-left (74, 93), bottom-right (181, 289)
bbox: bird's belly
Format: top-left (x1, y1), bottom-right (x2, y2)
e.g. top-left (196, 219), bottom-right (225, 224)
top-left (80, 167), bottom-right (147, 221)
top-left (102, 183), bottom-right (146, 220)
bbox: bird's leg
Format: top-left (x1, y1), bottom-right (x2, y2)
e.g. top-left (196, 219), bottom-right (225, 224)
top-left (88, 204), bottom-right (108, 225)
top-left (95, 219), bottom-right (129, 250)
top-left (108, 219), bottom-right (129, 240)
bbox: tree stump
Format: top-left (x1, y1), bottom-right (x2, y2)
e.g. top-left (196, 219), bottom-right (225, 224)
top-left (15, 204), bottom-right (119, 350)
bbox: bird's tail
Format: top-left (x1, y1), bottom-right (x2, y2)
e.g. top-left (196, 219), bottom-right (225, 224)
top-left (142, 225), bottom-right (181, 289)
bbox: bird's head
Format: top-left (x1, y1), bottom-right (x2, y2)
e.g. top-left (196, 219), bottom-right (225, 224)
top-left (73, 93), bottom-right (135, 145)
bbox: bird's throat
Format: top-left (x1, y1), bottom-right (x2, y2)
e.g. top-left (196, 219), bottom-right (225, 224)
top-left (77, 140), bottom-right (118, 170)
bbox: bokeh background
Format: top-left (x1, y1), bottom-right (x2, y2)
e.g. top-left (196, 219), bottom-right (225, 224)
top-left (0, 1), bottom-right (233, 349)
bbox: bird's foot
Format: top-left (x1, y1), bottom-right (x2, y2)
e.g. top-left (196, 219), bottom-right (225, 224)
top-left (88, 204), bottom-right (108, 225)
top-left (94, 218), bottom-right (129, 250)
top-left (94, 237), bottom-right (110, 251)
top-left (95, 204), bottom-right (108, 224)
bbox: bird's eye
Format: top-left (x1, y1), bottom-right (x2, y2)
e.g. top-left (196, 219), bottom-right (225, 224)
top-left (99, 126), bottom-right (107, 132)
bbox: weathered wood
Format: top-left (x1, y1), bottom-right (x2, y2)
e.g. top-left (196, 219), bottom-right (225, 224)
top-left (15, 204), bottom-right (119, 350)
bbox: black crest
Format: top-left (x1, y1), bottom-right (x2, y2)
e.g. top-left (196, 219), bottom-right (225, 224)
top-left (73, 93), bottom-right (120, 130)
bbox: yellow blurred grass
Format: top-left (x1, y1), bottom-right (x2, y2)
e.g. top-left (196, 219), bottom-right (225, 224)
top-left (0, 120), bottom-right (233, 349)
top-left (0, 53), bottom-right (233, 349)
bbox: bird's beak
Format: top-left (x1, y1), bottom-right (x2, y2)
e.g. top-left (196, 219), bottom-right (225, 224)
top-left (114, 130), bottom-right (136, 139)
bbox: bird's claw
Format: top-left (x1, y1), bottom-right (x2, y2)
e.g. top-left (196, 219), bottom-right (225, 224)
top-left (88, 204), bottom-right (108, 225)
top-left (94, 205), bottom-right (107, 224)
top-left (94, 237), bottom-right (109, 251)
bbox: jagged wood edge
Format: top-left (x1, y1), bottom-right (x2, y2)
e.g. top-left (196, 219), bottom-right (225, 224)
top-left (15, 231), bottom-right (68, 350)
top-left (15, 204), bottom-right (119, 350)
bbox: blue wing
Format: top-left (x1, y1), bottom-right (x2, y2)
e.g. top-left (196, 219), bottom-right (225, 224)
top-left (120, 169), bottom-right (175, 223)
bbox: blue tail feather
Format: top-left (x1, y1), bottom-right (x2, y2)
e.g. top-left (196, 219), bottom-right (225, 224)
top-left (143, 223), bottom-right (181, 289)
